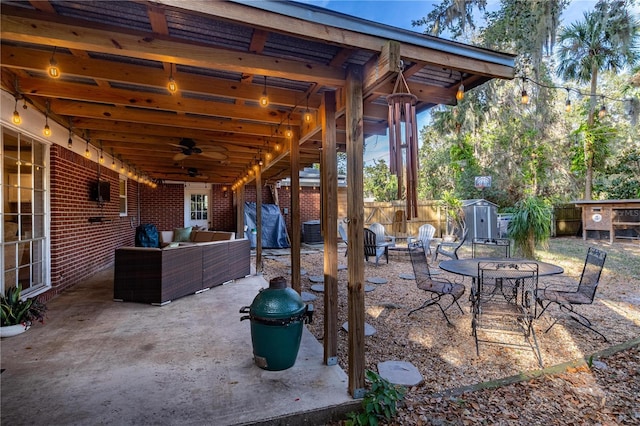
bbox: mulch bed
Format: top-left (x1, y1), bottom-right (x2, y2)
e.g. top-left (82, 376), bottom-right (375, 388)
top-left (259, 237), bottom-right (640, 424)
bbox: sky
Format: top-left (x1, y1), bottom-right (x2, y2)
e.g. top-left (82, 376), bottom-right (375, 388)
top-left (293, 0), bottom-right (640, 164)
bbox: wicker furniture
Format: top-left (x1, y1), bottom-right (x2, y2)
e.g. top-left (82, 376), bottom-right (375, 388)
top-left (114, 238), bottom-right (250, 305)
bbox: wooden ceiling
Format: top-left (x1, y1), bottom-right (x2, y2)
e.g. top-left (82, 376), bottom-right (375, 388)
top-left (1, 0), bottom-right (515, 185)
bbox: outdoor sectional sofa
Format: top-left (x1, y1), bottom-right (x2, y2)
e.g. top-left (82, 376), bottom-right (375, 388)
top-left (114, 236), bottom-right (250, 305)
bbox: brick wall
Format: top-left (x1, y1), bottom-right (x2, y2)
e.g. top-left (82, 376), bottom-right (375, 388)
top-left (139, 182), bottom-right (184, 231)
top-left (47, 145), bottom-right (138, 301)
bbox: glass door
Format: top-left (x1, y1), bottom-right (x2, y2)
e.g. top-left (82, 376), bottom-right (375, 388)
top-left (185, 188), bottom-right (210, 230)
top-left (2, 128), bottom-right (48, 296)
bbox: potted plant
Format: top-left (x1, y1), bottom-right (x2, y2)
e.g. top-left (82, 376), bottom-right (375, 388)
top-left (440, 191), bottom-right (466, 242)
top-left (1, 284), bottom-right (47, 338)
top-left (507, 196), bottom-right (552, 259)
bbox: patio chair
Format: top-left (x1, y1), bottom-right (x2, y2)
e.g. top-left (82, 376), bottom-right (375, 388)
top-left (338, 220), bottom-right (348, 257)
top-left (407, 242), bottom-right (465, 326)
top-left (433, 227), bottom-right (469, 262)
top-left (410, 224), bottom-right (436, 255)
top-left (369, 222), bottom-right (396, 247)
top-left (364, 228), bottom-right (388, 266)
top-left (472, 261), bottom-right (542, 366)
top-left (536, 247), bottom-right (608, 341)
top-left (471, 237), bottom-right (511, 258)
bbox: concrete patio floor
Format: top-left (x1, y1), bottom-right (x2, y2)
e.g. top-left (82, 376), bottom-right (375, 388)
top-left (0, 266), bottom-right (358, 425)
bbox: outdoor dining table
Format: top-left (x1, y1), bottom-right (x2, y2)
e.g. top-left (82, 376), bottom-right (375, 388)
top-left (438, 258), bottom-right (564, 280)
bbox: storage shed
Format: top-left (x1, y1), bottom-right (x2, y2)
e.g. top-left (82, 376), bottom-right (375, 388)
top-left (463, 199), bottom-right (499, 240)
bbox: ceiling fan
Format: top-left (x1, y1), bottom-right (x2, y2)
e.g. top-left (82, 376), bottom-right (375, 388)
top-left (169, 138), bottom-right (227, 161)
top-left (159, 166), bottom-right (210, 180)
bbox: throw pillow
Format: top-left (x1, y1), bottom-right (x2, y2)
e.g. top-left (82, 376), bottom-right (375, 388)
top-left (172, 226), bottom-right (192, 242)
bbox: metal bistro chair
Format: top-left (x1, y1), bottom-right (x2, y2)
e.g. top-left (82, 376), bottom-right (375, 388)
top-left (433, 227), bottom-right (469, 262)
top-left (536, 247), bottom-right (608, 341)
top-left (364, 228), bottom-right (388, 266)
top-left (407, 242), bottom-right (465, 326)
top-left (472, 238), bottom-right (511, 258)
top-left (472, 261), bottom-right (542, 367)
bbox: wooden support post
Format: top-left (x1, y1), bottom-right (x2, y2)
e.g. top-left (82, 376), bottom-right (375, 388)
top-left (345, 64), bottom-right (365, 398)
top-left (255, 168), bottom-right (262, 274)
top-left (322, 90), bottom-right (338, 366)
top-left (235, 185), bottom-right (245, 239)
top-left (290, 135), bottom-right (301, 293)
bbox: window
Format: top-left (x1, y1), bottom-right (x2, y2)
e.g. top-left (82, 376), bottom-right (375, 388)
top-left (119, 177), bottom-right (127, 216)
top-left (2, 128), bottom-right (48, 295)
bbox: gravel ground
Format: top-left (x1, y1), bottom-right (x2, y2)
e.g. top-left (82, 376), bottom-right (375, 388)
top-left (259, 237), bottom-right (640, 425)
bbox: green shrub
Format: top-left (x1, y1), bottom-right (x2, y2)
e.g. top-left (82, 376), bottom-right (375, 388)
top-left (508, 196), bottom-right (552, 259)
top-left (345, 370), bottom-right (406, 426)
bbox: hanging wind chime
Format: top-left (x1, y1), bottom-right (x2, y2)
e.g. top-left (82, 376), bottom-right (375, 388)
top-left (386, 60), bottom-right (419, 220)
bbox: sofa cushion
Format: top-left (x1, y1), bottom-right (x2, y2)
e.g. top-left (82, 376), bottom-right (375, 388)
top-left (159, 231), bottom-right (174, 246)
top-left (173, 227), bottom-right (192, 242)
top-left (191, 231), bottom-right (214, 242)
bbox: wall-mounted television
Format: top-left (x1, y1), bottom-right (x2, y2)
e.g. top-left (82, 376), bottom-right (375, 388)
top-left (89, 180), bottom-right (111, 202)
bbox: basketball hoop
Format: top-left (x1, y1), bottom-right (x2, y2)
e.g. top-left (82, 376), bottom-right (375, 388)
top-left (474, 176), bottom-right (492, 190)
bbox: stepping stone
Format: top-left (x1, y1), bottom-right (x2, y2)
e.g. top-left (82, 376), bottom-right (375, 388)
top-left (301, 291), bottom-right (317, 302)
top-left (310, 284), bottom-right (324, 292)
top-left (364, 285), bottom-right (376, 292)
top-left (367, 277), bottom-right (388, 285)
top-left (287, 268), bottom-right (307, 276)
top-left (342, 321), bottom-right (376, 336)
top-left (377, 361), bottom-right (424, 387)
top-left (338, 264), bottom-right (347, 271)
top-left (309, 275), bottom-right (324, 283)
top-left (399, 273), bottom-right (415, 280)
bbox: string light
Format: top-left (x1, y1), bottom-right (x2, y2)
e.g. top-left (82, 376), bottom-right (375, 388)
top-left (68, 128), bottom-right (73, 148)
top-left (520, 77), bottom-right (529, 105)
top-left (111, 149), bottom-right (116, 169)
top-left (167, 63), bottom-right (178, 94)
top-left (12, 97), bottom-right (21, 125)
top-left (47, 47), bottom-right (60, 79)
top-left (43, 115), bottom-right (51, 137)
top-left (304, 93), bottom-right (312, 123)
top-left (85, 141), bottom-right (91, 158)
top-left (598, 96), bottom-right (607, 119)
top-left (520, 76), bottom-right (633, 119)
top-left (456, 83), bottom-right (465, 101)
top-left (259, 76), bottom-right (269, 107)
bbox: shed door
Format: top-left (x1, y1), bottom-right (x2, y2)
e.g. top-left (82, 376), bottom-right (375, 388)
top-left (473, 206), bottom-right (491, 239)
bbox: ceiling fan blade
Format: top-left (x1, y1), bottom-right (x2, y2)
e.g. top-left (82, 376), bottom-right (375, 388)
top-left (173, 152), bottom-right (188, 161)
top-left (202, 145), bottom-right (228, 152)
top-left (200, 151), bottom-right (228, 160)
top-left (168, 143), bottom-right (187, 149)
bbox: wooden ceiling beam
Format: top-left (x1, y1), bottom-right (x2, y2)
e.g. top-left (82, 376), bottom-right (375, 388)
top-left (154, 0), bottom-right (515, 79)
top-left (1, 7), bottom-right (347, 86)
top-left (50, 99), bottom-right (290, 137)
top-left (18, 77), bottom-right (299, 124)
top-left (1, 46), bottom-right (324, 109)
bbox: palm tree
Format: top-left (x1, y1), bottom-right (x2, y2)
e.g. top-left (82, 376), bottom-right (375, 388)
top-left (555, 0), bottom-right (639, 199)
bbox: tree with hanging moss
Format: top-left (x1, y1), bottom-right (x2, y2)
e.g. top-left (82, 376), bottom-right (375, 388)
top-left (556, 0), bottom-right (640, 199)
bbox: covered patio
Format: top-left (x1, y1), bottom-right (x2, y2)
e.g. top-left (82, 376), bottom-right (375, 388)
top-left (1, 0), bottom-right (515, 399)
top-left (0, 266), bottom-right (359, 425)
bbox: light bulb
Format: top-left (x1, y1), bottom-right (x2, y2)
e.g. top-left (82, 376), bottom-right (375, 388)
top-left (598, 104), bottom-right (606, 119)
top-left (285, 127), bottom-right (292, 138)
top-left (304, 109), bottom-right (312, 123)
top-left (43, 123), bottom-right (51, 137)
top-left (259, 76), bottom-right (269, 107)
top-left (565, 99), bottom-right (572, 113)
top-left (12, 109), bottom-right (21, 125)
top-left (456, 83), bottom-right (464, 101)
top-left (167, 76), bottom-right (177, 94)
top-left (521, 89), bottom-right (529, 105)
top-left (99, 153), bottom-right (105, 164)
top-left (48, 58), bottom-right (60, 79)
